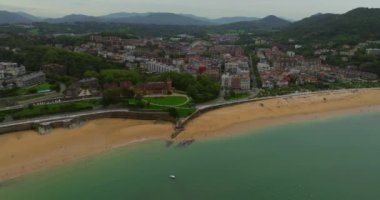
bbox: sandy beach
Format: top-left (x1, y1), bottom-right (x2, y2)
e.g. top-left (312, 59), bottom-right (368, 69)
top-left (1, 88), bottom-right (380, 182)
top-left (178, 88), bottom-right (380, 140)
top-left (0, 119), bottom-right (174, 182)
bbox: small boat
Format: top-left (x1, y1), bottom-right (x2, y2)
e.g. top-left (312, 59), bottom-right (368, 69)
top-left (169, 175), bottom-right (176, 180)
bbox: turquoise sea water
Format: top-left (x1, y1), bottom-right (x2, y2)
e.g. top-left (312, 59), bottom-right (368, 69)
top-left (1, 112), bottom-right (380, 200)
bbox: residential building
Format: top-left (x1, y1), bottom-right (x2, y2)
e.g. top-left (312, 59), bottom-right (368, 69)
top-left (221, 73), bottom-right (250, 91)
top-left (221, 74), bottom-right (232, 89)
top-left (136, 81), bottom-right (173, 95)
top-left (0, 62), bottom-right (26, 78)
top-left (240, 78), bottom-right (251, 90)
top-left (142, 61), bottom-right (180, 73)
top-left (366, 49), bottom-right (380, 56)
top-left (225, 62), bottom-right (239, 73)
top-left (15, 71), bottom-right (46, 87)
top-left (257, 62), bottom-right (272, 72)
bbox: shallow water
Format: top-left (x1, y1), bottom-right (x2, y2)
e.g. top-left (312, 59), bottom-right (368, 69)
top-left (1, 112), bottom-right (380, 200)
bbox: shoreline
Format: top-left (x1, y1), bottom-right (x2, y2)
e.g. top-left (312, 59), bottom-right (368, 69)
top-left (1, 89), bottom-right (380, 182)
top-left (177, 88), bottom-right (380, 140)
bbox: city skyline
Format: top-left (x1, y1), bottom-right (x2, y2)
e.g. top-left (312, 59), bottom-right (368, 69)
top-left (1, 0), bottom-right (380, 20)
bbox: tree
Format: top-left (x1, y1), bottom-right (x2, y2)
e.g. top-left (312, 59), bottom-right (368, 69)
top-left (102, 88), bottom-right (121, 106)
top-left (84, 70), bottom-right (99, 78)
top-left (167, 108), bottom-right (179, 118)
top-left (100, 69), bottom-right (141, 84)
top-left (134, 93), bottom-right (145, 108)
top-left (121, 88), bottom-right (135, 98)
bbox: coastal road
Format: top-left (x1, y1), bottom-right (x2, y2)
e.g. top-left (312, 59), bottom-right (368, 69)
top-left (0, 96), bottom-right (102, 112)
top-left (0, 108), bottom-right (130, 128)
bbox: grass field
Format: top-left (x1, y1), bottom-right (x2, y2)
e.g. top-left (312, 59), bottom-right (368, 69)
top-left (144, 95), bottom-right (189, 106)
top-left (32, 82), bottom-right (54, 91)
top-left (224, 92), bottom-right (251, 101)
top-left (128, 95), bottom-right (195, 118)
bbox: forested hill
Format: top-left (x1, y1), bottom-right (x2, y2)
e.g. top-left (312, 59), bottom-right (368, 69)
top-left (220, 15), bottom-right (291, 30)
top-left (283, 8), bottom-right (380, 42)
top-left (0, 11), bottom-right (33, 24)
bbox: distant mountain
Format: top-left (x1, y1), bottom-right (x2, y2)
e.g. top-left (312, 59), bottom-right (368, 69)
top-left (0, 10), bottom-right (289, 27)
top-left (99, 12), bottom-right (148, 19)
top-left (221, 15), bottom-right (291, 29)
top-left (106, 13), bottom-right (213, 26)
top-left (284, 7), bottom-right (380, 40)
top-left (258, 15), bottom-right (291, 27)
top-left (45, 14), bottom-right (98, 23)
top-left (16, 12), bottom-right (43, 21)
top-left (0, 10), bottom-right (33, 24)
top-left (179, 14), bottom-right (212, 23)
top-left (101, 13), bottom-right (259, 25)
top-left (42, 12), bottom-right (213, 25)
top-left (212, 17), bottom-right (259, 25)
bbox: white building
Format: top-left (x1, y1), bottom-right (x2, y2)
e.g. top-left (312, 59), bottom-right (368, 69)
top-left (287, 51), bottom-right (295, 57)
top-left (295, 45), bottom-right (302, 49)
top-left (0, 62), bottom-right (26, 78)
top-left (240, 78), bottom-right (251, 90)
top-left (16, 71), bottom-right (46, 87)
top-left (257, 62), bottom-right (273, 72)
top-left (366, 49), bottom-right (380, 56)
top-left (225, 62), bottom-right (239, 73)
top-left (262, 80), bottom-right (274, 89)
top-left (225, 61), bottom-right (249, 73)
top-left (143, 61), bottom-right (180, 73)
top-left (221, 73), bottom-right (232, 89)
top-left (0, 69), bottom-right (4, 79)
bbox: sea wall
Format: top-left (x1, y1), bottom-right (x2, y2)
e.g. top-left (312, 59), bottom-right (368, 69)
top-left (0, 110), bottom-right (175, 135)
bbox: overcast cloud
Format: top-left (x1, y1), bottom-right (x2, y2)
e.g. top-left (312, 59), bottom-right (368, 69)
top-left (1, 0), bottom-right (380, 19)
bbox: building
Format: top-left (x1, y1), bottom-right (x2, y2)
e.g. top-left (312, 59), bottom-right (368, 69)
top-left (15, 71), bottom-right (46, 87)
top-left (240, 78), bottom-right (251, 90)
top-left (221, 74), bottom-right (232, 89)
top-left (287, 51), bottom-right (295, 57)
top-left (257, 62), bottom-right (272, 72)
top-left (137, 81), bottom-right (173, 95)
top-left (0, 62), bottom-right (26, 78)
top-left (142, 61), bottom-right (180, 73)
top-left (231, 77), bottom-right (241, 90)
top-left (65, 78), bottom-right (101, 97)
top-left (221, 73), bottom-right (250, 91)
top-left (225, 62), bottom-right (239, 73)
top-left (225, 61), bottom-right (249, 73)
top-left (202, 68), bottom-right (221, 80)
top-left (366, 49), bottom-right (380, 56)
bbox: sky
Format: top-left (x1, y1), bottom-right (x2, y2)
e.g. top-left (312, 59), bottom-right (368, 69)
top-left (1, 0), bottom-right (380, 20)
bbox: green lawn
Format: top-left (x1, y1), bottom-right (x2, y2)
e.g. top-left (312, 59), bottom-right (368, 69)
top-left (224, 92), bottom-right (251, 101)
top-left (144, 95), bottom-right (188, 106)
top-left (32, 82), bottom-right (54, 91)
top-left (28, 28), bottom-right (40, 35)
top-left (127, 95), bottom-right (195, 118)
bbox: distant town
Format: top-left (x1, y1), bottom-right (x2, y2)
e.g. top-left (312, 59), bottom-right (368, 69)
top-left (1, 8), bottom-right (380, 124)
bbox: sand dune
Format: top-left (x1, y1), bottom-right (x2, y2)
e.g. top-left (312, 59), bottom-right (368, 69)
top-left (1, 89), bottom-right (380, 182)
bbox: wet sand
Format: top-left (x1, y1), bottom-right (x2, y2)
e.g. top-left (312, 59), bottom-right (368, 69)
top-left (1, 89), bottom-right (380, 182)
top-left (0, 119), bottom-right (174, 182)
